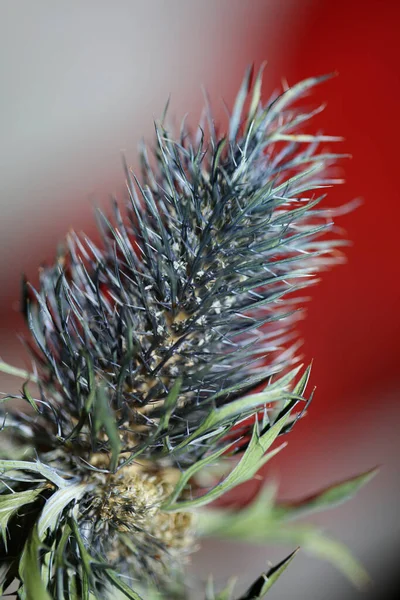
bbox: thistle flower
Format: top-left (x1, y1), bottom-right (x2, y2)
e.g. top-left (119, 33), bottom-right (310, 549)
top-left (0, 67), bottom-right (374, 599)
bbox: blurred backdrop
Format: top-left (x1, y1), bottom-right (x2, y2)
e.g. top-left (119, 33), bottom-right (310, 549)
top-left (1, 1), bottom-right (399, 598)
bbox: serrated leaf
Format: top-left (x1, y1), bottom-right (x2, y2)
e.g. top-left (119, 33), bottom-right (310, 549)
top-left (172, 367), bottom-right (304, 453)
top-left (264, 524), bottom-right (370, 588)
top-left (275, 468), bottom-right (378, 520)
top-left (162, 442), bottom-right (235, 510)
top-left (163, 409), bottom-right (290, 511)
top-left (197, 471), bottom-right (373, 588)
top-left (197, 484), bottom-right (278, 539)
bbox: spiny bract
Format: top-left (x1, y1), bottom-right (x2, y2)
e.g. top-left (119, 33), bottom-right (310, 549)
top-left (0, 66), bottom-right (360, 599)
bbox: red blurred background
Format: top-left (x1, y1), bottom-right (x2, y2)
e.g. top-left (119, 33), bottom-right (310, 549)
top-left (1, 1), bottom-right (399, 597)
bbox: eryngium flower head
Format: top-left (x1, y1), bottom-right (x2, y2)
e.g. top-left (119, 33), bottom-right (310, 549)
top-left (0, 67), bottom-right (349, 598)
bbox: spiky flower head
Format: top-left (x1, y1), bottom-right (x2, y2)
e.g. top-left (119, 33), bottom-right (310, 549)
top-left (0, 67), bottom-right (369, 599)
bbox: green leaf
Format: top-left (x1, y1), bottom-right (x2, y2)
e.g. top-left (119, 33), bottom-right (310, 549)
top-left (275, 468), bottom-right (378, 520)
top-left (212, 578), bottom-right (237, 600)
top-left (103, 568), bottom-right (144, 600)
top-left (197, 484), bottom-right (278, 539)
top-left (245, 62), bottom-right (266, 132)
top-left (205, 549), bottom-right (298, 599)
top-left (63, 522), bottom-right (143, 599)
top-left (0, 459), bottom-right (68, 488)
top-left (22, 381), bottom-right (40, 413)
top-left (212, 139), bottom-right (228, 181)
top-left (67, 571), bottom-right (80, 599)
top-left (238, 548), bottom-right (299, 598)
top-left (82, 350), bottom-right (97, 412)
top-left (69, 520), bottom-right (103, 599)
top-left (0, 488), bottom-right (43, 549)
top-left (263, 524), bottom-right (370, 588)
top-left (293, 363), bottom-right (312, 396)
top-left (161, 442), bottom-right (236, 510)
top-left (19, 525), bottom-right (52, 600)
top-left (197, 473), bottom-right (373, 589)
top-left (38, 483), bottom-right (88, 539)
top-left (155, 378), bottom-right (182, 452)
top-left (266, 73), bottom-right (336, 123)
top-left (0, 360), bottom-right (38, 383)
top-left (54, 523), bottom-right (72, 599)
top-left (0, 382), bottom-right (41, 413)
top-left (93, 385), bottom-right (122, 472)
top-left (70, 518), bottom-right (96, 582)
top-left (172, 366), bottom-right (304, 453)
top-left (201, 371), bottom-right (285, 405)
top-left (271, 133), bottom-right (343, 143)
top-left (81, 569), bottom-right (91, 600)
top-left (229, 65), bottom-right (252, 141)
top-left (163, 409), bottom-right (290, 511)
